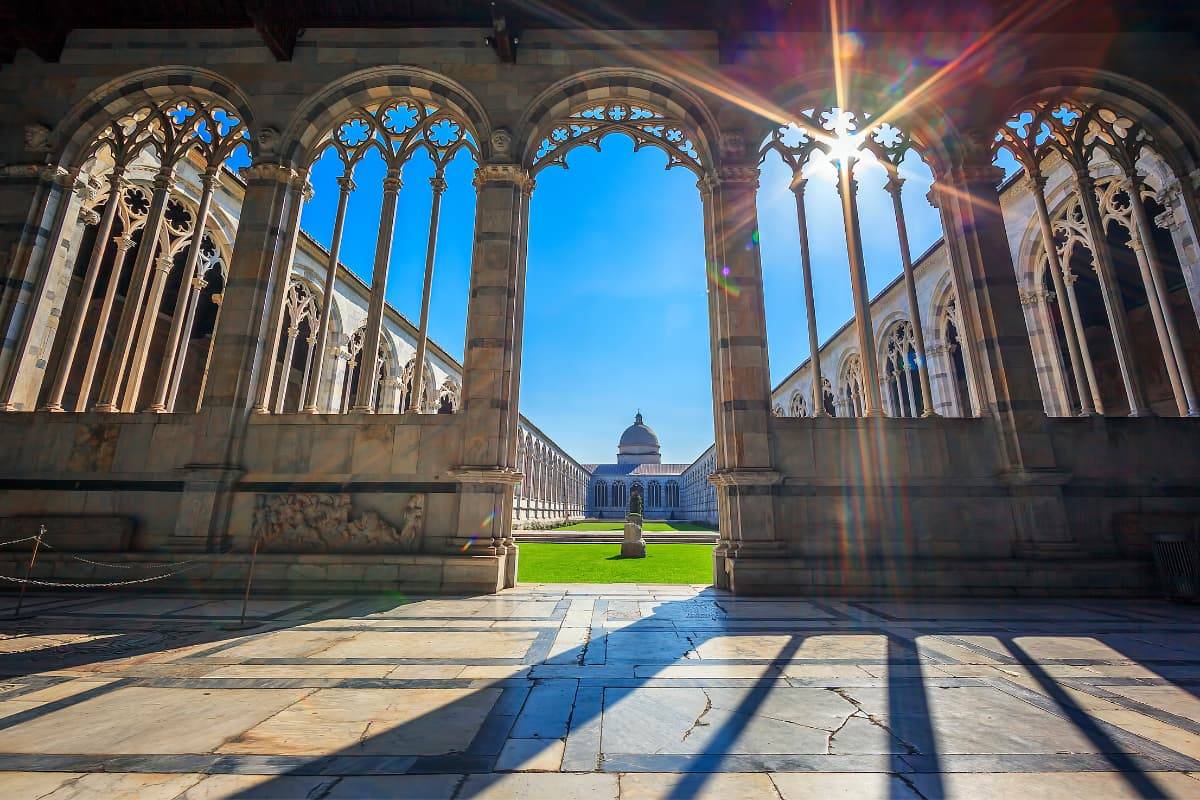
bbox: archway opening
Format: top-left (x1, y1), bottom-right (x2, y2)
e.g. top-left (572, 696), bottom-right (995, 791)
top-left (514, 119), bottom-right (718, 585)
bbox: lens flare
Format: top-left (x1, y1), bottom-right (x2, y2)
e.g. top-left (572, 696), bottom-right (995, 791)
top-left (708, 262), bottom-right (741, 297)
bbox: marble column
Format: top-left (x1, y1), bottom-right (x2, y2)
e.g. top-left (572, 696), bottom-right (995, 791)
top-left (450, 163), bottom-right (530, 562)
top-left (410, 169), bottom-right (448, 415)
top-left (252, 174), bottom-right (310, 414)
top-left (837, 158), bottom-right (884, 416)
top-left (171, 163), bottom-right (305, 551)
top-left (304, 173), bottom-right (354, 412)
top-left (700, 160), bottom-right (783, 574)
top-left (93, 166), bottom-right (175, 412)
top-left (1029, 172), bottom-right (1094, 415)
top-left (1125, 175), bottom-right (1198, 416)
top-left (43, 166), bottom-right (126, 411)
top-left (354, 167), bottom-right (403, 412)
top-left (0, 167), bottom-right (85, 411)
top-left (1073, 168), bottom-right (1150, 416)
top-left (790, 176), bottom-right (827, 416)
top-left (148, 166), bottom-right (219, 412)
top-left (935, 133), bottom-right (1070, 550)
top-left (885, 173), bottom-right (935, 416)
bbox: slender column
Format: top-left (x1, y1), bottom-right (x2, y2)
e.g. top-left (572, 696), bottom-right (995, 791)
top-left (93, 166), bottom-right (174, 412)
top-left (1029, 172), bottom-right (1094, 415)
top-left (145, 167), bottom-right (218, 411)
top-left (303, 173), bottom-right (354, 412)
top-left (409, 169), bottom-right (448, 415)
top-left (251, 174), bottom-right (310, 413)
top-left (296, 334), bottom-right (316, 412)
top-left (1072, 168), bottom-right (1150, 416)
top-left (165, 274), bottom-right (206, 411)
top-left (339, 353), bottom-right (356, 413)
top-left (273, 325), bottom-right (300, 414)
top-left (72, 235), bottom-right (134, 411)
top-left (1059, 269), bottom-right (1105, 414)
top-left (790, 176), bottom-right (827, 416)
top-left (1125, 175), bottom-right (1199, 416)
top-left (903, 364), bottom-right (919, 417)
top-left (837, 158), bottom-right (883, 415)
top-left (884, 173), bottom-right (935, 416)
top-left (43, 167), bottom-right (126, 411)
top-left (353, 167), bottom-right (403, 412)
top-left (121, 251), bottom-right (175, 412)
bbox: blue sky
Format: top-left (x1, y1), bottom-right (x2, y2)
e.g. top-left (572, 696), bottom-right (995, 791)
top-left (292, 129), bottom-right (981, 466)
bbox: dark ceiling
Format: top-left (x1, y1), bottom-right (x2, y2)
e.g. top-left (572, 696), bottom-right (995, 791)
top-left (0, 0), bottom-right (1195, 63)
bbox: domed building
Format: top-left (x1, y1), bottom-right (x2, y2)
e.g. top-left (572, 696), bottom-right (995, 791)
top-left (584, 412), bottom-right (716, 521)
top-left (617, 412), bottom-right (661, 465)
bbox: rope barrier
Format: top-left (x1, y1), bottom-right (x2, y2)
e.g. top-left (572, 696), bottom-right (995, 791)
top-left (37, 541), bottom-right (202, 571)
top-left (0, 561), bottom-right (212, 589)
top-left (3, 524), bottom-right (263, 627)
top-left (0, 535), bottom-right (41, 549)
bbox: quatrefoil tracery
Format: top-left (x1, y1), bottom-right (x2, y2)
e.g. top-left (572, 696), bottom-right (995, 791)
top-left (995, 99), bottom-right (1154, 177)
top-left (318, 99), bottom-right (477, 172)
top-left (761, 107), bottom-right (920, 173)
top-left (86, 96), bottom-right (250, 174)
top-left (532, 101), bottom-right (702, 173)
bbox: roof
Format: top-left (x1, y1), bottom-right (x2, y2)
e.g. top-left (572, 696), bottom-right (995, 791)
top-left (588, 463), bottom-right (690, 478)
top-left (618, 412), bottom-right (661, 452)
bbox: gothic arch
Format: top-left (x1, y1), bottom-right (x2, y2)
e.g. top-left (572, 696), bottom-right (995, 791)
top-left (755, 70), bottom-right (963, 179)
top-left (996, 68), bottom-right (1200, 178)
top-left (517, 68), bottom-right (721, 176)
top-left (281, 66), bottom-right (492, 168)
top-left (49, 66), bottom-right (257, 172)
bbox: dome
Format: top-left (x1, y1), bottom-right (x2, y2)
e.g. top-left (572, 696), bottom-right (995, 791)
top-left (617, 412), bottom-right (661, 464)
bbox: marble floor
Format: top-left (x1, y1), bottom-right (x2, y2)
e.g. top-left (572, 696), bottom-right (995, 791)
top-left (0, 587), bottom-right (1199, 798)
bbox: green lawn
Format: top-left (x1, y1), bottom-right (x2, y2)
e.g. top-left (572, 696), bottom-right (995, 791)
top-left (551, 520), bottom-right (717, 532)
top-left (517, 543), bottom-right (715, 584)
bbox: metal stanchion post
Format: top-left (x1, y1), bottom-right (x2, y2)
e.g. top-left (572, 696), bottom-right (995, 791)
top-left (222, 537), bottom-right (262, 631)
top-left (13, 525), bottom-right (45, 620)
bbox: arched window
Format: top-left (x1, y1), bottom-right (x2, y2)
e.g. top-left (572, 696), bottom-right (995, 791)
top-left (666, 480), bottom-right (679, 507)
top-left (266, 279), bottom-right (320, 414)
top-left (594, 480), bottom-right (608, 508)
top-left (789, 391), bottom-right (808, 418)
top-left (647, 481), bottom-right (662, 507)
top-left (822, 377), bottom-right (837, 416)
top-left (611, 481), bottom-right (627, 508)
top-left (437, 377), bottom-right (460, 413)
top-left (882, 320), bottom-right (923, 417)
top-left (995, 96), bottom-right (1200, 417)
top-left (340, 326), bottom-right (391, 413)
top-left (840, 353), bottom-right (865, 418)
top-left (25, 94), bottom-right (250, 415)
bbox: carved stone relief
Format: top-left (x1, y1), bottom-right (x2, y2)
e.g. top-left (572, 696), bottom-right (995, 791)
top-left (252, 493), bottom-right (424, 553)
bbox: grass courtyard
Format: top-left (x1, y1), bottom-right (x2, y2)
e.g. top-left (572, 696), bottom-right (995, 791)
top-left (550, 520), bottom-right (717, 532)
top-left (516, 543), bottom-right (715, 584)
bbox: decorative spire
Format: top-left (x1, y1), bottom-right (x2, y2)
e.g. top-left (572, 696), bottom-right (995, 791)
top-left (635, 410), bottom-right (643, 425)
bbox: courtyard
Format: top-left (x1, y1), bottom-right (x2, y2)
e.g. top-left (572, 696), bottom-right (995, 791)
top-left (1, 589), bottom-right (1200, 798)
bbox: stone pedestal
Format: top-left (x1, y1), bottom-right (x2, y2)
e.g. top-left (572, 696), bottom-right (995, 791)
top-left (621, 514), bottom-right (646, 558)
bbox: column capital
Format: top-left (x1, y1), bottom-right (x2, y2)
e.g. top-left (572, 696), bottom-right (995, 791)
top-left (715, 165), bottom-right (761, 186)
top-left (154, 254), bottom-right (174, 273)
top-left (473, 163), bottom-right (531, 190)
top-left (78, 207), bottom-right (101, 226)
top-left (788, 171), bottom-right (808, 196)
top-left (239, 162), bottom-right (296, 185)
top-left (336, 174), bottom-right (357, 193)
top-left (883, 172), bottom-right (905, 196)
top-left (381, 167), bottom-right (403, 193)
top-left (429, 174), bottom-right (448, 194)
top-left (114, 234), bottom-right (136, 252)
